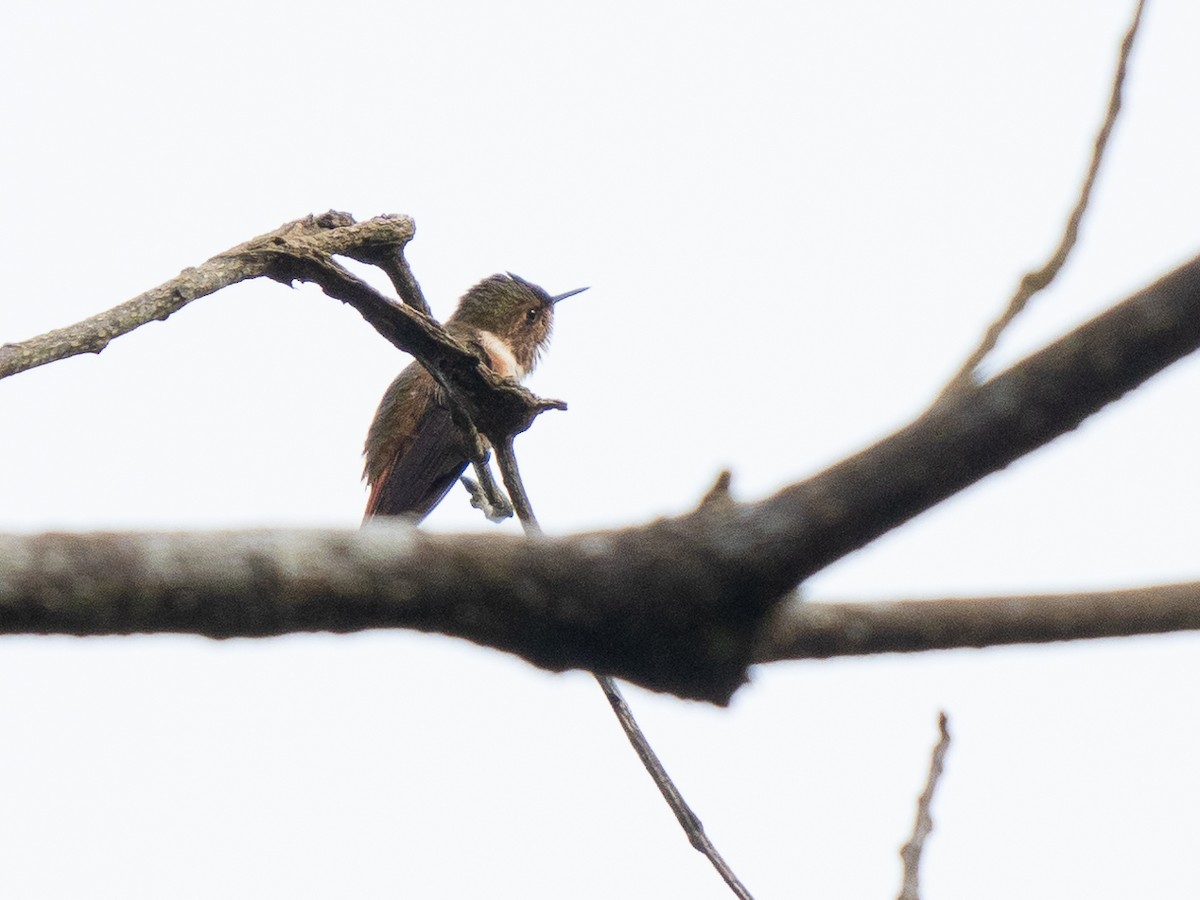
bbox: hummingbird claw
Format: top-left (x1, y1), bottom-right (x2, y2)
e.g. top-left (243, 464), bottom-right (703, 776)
top-left (461, 475), bottom-right (514, 521)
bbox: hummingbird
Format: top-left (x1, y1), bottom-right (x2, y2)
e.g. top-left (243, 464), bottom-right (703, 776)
top-left (363, 272), bottom-right (586, 521)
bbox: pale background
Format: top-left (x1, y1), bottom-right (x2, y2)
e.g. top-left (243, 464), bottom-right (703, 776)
top-left (3, 2), bottom-right (1199, 897)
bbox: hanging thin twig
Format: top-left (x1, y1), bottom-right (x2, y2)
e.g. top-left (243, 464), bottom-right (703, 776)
top-left (491, 437), bottom-right (756, 899)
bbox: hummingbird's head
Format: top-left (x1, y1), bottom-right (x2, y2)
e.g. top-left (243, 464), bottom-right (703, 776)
top-left (449, 273), bottom-right (586, 375)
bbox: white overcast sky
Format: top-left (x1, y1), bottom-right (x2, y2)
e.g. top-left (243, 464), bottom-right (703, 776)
top-left (3, 2), bottom-right (1200, 898)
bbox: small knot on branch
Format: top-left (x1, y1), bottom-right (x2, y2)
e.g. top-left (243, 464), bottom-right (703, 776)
top-left (698, 470), bottom-right (734, 509)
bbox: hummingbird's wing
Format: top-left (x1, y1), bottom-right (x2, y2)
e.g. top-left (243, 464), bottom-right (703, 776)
top-left (364, 396), bottom-right (470, 521)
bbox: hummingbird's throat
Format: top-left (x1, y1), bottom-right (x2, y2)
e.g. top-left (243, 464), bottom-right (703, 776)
top-left (476, 330), bottom-right (526, 380)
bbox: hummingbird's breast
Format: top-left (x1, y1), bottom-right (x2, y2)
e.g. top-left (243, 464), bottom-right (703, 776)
top-left (475, 330), bottom-right (525, 380)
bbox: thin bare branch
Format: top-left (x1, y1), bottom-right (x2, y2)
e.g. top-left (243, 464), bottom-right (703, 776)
top-left (338, 218), bottom-right (432, 317)
top-left (0, 211), bottom-right (410, 380)
top-left (897, 713), bottom-right (951, 900)
top-left (493, 437), bottom-right (539, 527)
top-left (938, 0), bottom-right (1147, 399)
top-left (593, 675), bottom-right (755, 900)
top-left (757, 583), bottom-right (1200, 663)
top-left (449, 411), bottom-right (513, 522)
top-left (492, 436), bottom-right (755, 897)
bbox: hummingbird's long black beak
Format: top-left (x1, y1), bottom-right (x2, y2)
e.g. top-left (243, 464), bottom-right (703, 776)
top-left (550, 286), bottom-right (588, 304)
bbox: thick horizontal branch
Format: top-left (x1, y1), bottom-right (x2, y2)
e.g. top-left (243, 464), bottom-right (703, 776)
top-left (0, 525), bottom-right (778, 704)
top-left (756, 582), bottom-right (1200, 662)
top-left (4, 529), bottom-right (1199, 701)
top-left (5, 225), bottom-right (1200, 702)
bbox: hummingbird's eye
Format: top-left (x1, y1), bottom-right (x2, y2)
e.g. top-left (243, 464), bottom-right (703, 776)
top-left (525, 307), bottom-right (539, 324)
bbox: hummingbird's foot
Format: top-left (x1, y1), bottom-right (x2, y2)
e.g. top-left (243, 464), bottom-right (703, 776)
top-left (460, 475), bottom-right (514, 522)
